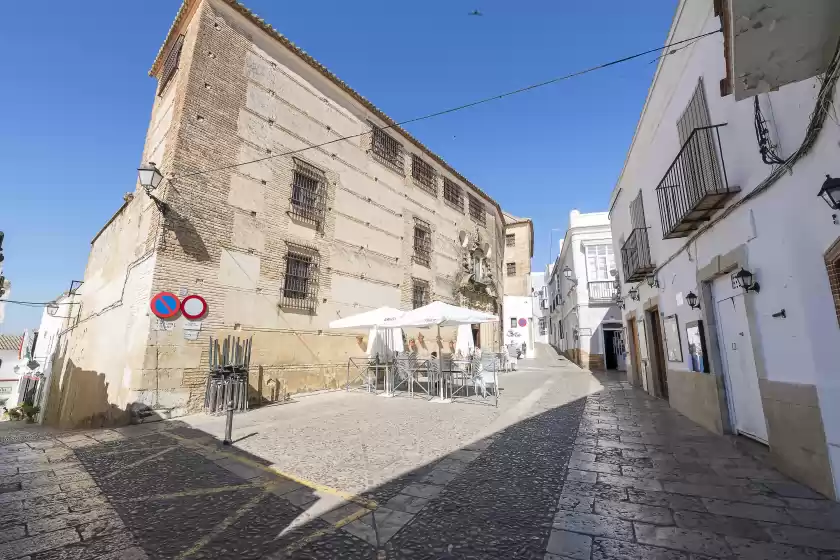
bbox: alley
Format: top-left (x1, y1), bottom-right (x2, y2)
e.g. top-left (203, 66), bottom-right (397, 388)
top-left (1, 347), bottom-right (839, 559)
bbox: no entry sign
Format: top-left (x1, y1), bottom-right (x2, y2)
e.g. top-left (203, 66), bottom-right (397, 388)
top-left (151, 292), bottom-right (181, 319)
top-left (181, 294), bottom-right (208, 320)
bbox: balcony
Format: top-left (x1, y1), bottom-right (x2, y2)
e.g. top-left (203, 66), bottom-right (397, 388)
top-left (588, 281), bottom-right (618, 304)
top-left (621, 227), bottom-right (655, 282)
top-left (655, 125), bottom-right (739, 240)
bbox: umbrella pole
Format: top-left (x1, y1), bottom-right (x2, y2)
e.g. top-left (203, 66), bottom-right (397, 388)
top-left (438, 324), bottom-right (445, 401)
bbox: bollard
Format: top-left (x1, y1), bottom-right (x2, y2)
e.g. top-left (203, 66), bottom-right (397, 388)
top-left (223, 399), bottom-right (234, 445)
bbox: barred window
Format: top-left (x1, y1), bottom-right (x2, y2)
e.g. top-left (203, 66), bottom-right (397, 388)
top-left (411, 155), bottom-right (437, 197)
top-left (506, 234), bottom-right (515, 247)
top-left (370, 122), bottom-right (404, 174)
top-left (412, 218), bottom-right (432, 268)
top-left (510, 317), bottom-right (517, 328)
top-left (158, 35), bottom-right (184, 95)
top-left (468, 193), bottom-right (486, 226)
top-left (507, 262), bottom-right (516, 276)
top-left (281, 244), bottom-right (320, 312)
top-left (412, 278), bottom-right (430, 309)
top-left (443, 178), bottom-right (464, 212)
top-left (539, 317), bottom-right (547, 335)
top-left (289, 158), bottom-right (327, 228)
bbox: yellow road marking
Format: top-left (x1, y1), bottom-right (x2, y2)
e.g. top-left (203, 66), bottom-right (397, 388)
top-left (101, 446), bottom-right (176, 480)
top-left (280, 505), bottom-right (373, 557)
top-left (125, 482), bottom-right (264, 502)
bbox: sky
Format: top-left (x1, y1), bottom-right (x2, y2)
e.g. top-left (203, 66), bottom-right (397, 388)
top-left (0, 0), bottom-right (678, 333)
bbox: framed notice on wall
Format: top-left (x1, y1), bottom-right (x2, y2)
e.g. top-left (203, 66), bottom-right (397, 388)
top-left (685, 320), bottom-right (709, 373)
top-left (663, 314), bottom-right (683, 362)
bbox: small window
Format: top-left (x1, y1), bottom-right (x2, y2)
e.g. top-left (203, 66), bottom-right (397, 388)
top-left (411, 155), bottom-right (437, 197)
top-left (289, 158), bottom-right (327, 228)
top-left (158, 35), bottom-right (184, 96)
top-left (281, 245), bottom-right (320, 312)
top-left (370, 123), bottom-right (404, 174)
top-left (507, 263), bottom-right (516, 276)
top-left (559, 319), bottom-right (564, 339)
top-left (412, 218), bottom-right (432, 268)
top-left (443, 178), bottom-right (464, 212)
top-left (539, 317), bottom-right (547, 335)
top-left (510, 317), bottom-right (517, 328)
top-left (468, 194), bottom-right (486, 226)
top-left (506, 234), bottom-right (515, 247)
top-left (412, 278), bottom-right (430, 309)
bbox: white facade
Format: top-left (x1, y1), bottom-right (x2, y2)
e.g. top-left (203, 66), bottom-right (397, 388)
top-left (550, 211), bottom-right (623, 370)
top-left (0, 342), bottom-right (21, 408)
top-left (609, 0), bottom-right (840, 498)
top-left (503, 295), bottom-right (534, 357)
top-left (530, 272), bottom-right (549, 345)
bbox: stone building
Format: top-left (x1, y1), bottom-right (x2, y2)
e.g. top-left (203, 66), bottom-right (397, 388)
top-left (501, 213), bottom-right (534, 355)
top-left (45, 0), bottom-right (506, 426)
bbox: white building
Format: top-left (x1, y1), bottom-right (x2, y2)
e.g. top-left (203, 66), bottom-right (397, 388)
top-left (0, 334), bottom-right (23, 408)
top-left (609, 0), bottom-right (840, 498)
top-left (503, 294), bottom-right (533, 358)
top-left (530, 272), bottom-right (549, 345)
top-left (551, 210), bottom-right (623, 370)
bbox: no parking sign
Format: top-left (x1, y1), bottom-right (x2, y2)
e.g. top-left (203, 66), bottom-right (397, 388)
top-left (150, 292), bottom-right (181, 319)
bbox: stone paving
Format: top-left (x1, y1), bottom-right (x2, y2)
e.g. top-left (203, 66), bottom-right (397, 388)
top-left (0, 345), bottom-right (839, 559)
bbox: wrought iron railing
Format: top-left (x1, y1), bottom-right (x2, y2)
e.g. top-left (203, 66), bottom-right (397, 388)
top-left (655, 124), bottom-right (739, 239)
top-left (588, 281), bottom-right (617, 303)
top-left (621, 227), bottom-right (655, 282)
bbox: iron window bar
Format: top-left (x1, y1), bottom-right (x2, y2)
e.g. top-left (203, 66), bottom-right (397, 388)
top-left (443, 178), bottom-right (464, 212)
top-left (158, 35), bottom-right (184, 96)
top-left (506, 263), bottom-right (516, 276)
top-left (412, 278), bottom-right (430, 309)
top-left (280, 244), bottom-right (320, 312)
top-left (506, 234), bottom-right (515, 247)
top-left (412, 217), bottom-right (432, 268)
top-left (655, 124), bottom-right (740, 239)
top-left (370, 122), bottom-right (405, 175)
top-left (620, 227), bottom-right (655, 282)
top-left (411, 155), bottom-right (437, 197)
top-left (289, 158), bottom-right (327, 229)
top-left (468, 194), bottom-right (486, 226)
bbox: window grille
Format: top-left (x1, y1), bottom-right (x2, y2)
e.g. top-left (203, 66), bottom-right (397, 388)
top-left (412, 218), bottom-right (432, 268)
top-left (411, 155), bottom-right (437, 197)
top-left (506, 234), bottom-right (515, 247)
top-left (443, 178), bottom-right (464, 212)
top-left (468, 194), bottom-right (486, 226)
top-left (370, 122), bottom-right (404, 174)
top-left (507, 263), bottom-right (516, 276)
top-left (158, 35), bottom-right (184, 95)
top-left (281, 244), bottom-right (320, 312)
top-left (539, 317), bottom-right (547, 335)
top-left (289, 158), bottom-right (327, 228)
top-left (412, 278), bottom-right (430, 309)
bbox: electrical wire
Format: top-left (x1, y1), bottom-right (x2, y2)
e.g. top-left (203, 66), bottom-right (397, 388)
top-left (168, 28), bottom-right (722, 183)
top-left (0, 299), bottom-right (76, 307)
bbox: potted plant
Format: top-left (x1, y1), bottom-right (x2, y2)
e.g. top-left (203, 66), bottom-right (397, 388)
top-left (20, 402), bottom-right (40, 423)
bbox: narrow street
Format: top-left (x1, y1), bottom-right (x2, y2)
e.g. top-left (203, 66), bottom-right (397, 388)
top-left (1, 346), bottom-right (839, 559)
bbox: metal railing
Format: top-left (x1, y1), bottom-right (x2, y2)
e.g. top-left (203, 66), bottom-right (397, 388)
top-left (621, 227), bottom-right (655, 282)
top-left (655, 124), bottom-right (739, 239)
top-left (588, 281), bottom-right (618, 302)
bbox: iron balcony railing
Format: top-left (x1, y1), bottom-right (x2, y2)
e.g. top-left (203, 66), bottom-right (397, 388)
top-left (588, 281), bottom-right (618, 303)
top-left (621, 227), bottom-right (655, 282)
top-left (655, 124), bottom-right (740, 239)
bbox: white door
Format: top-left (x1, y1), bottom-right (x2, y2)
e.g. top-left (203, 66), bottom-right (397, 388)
top-left (714, 280), bottom-right (767, 442)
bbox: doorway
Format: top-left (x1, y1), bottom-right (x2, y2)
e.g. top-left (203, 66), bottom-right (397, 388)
top-left (472, 324), bottom-right (481, 349)
top-left (603, 328), bottom-right (619, 370)
top-left (713, 275), bottom-right (767, 442)
top-left (627, 319), bottom-right (641, 386)
top-left (648, 308), bottom-right (669, 399)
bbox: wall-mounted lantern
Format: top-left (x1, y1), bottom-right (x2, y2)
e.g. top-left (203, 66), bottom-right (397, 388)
top-left (818, 174), bottom-right (840, 210)
top-left (646, 275), bottom-right (659, 288)
top-left (733, 268), bottom-right (760, 293)
top-left (628, 287), bottom-right (640, 301)
top-left (138, 161), bottom-right (164, 194)
top-left (616, 299), bottom-right (625, 310)
top-left (686, 291), bottom-right (701, 310)
top-left (562, 266), bottom-right (572, 279)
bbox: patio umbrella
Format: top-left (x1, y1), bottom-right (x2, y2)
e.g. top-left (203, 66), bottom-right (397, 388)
top-left (455, 324), bottom-right (475, 358)
top-left (391, 301), bottom-right (498, 398)
top-left (328, 306), bottom-right (404, 329)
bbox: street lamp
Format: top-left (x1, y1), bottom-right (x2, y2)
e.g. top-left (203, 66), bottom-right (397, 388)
top-left (628, 287), bottom-right (640, 301)
top-left (137, 162), bottom-right (164, 194)
top-left (686, 291), bottom-right (701, 309)
top-left (818, 175), bottom-right (840, 210)
top-left (46, 302), bottom-right (59, 316)
top-left (733, 268), bottom-right (760, 293)
top-left (563, 266), bottom-right (573, 280)
top-left (646, 275), bottom-right (659, 288)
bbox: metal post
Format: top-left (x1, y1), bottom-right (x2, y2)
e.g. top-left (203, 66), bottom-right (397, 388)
top-left (223, 400), bottom-right (234, 445)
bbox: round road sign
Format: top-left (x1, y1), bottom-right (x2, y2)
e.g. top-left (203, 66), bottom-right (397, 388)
top-left (181, 294), bottom-right (208, 320)
top-left (518, 318), bottom-right (527, 327)
top-left (151, 292), bottom-right (181, 319)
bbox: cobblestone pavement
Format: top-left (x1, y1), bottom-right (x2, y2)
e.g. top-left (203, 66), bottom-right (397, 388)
top-left (1, 345), bottom-right (839, 559)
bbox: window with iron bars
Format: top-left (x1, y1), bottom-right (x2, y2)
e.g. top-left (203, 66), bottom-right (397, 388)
top-left (506, 262), bottom-right (516, 276)
top-left (539, 317), bottom-right (547, 335)
top-left (412, 218), bottom-right (432, 268)
top-left (411, 155), bottom-right (437, 197)
top-left (468, 194), bottom-right (486, 226)
top-left (506, 234), bottom-right (515, 247)
top-left (370, 122), bottom-right (404, 175)
top-left (443, 178), bottom-right (464, 212)
top-left (158, 35), bottom-right (184, 96)
top-left (412, 278), bottom-right (430, 309)
top-left (289, 158), bottom-right (327, 228)
top-left (281, 245), bottom-right (320, 312)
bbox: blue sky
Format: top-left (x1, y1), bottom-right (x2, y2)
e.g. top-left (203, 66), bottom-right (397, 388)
top-left (0, 0), bottom-right (677, 333)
